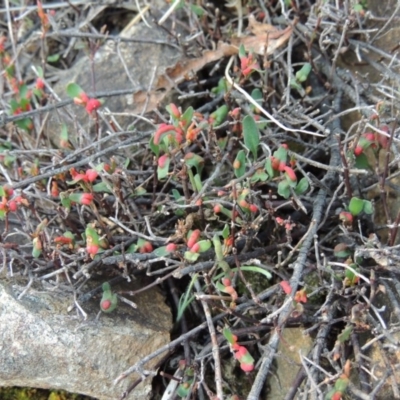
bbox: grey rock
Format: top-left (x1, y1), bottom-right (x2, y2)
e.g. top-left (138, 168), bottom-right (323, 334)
top-left (0, 278), bottom-right (171, 400)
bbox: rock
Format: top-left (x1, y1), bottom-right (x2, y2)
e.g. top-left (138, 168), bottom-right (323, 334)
top-left (45, 13), bottom-right (183, 146)
top-left (265, 327), bottom-right (313, 399)
top-left (0, 278), bottom-right (171, 400)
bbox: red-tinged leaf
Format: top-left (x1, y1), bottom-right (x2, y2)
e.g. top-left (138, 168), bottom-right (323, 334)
top-left (66, 82), bottom-right (84, 98)
top-left (334, 377), bottom-right (349, 393)
top-left (157, 154), bottom-right (170, 180)
top-left (294, 289), bottom-right (307, 303)
top-left (166, 103), bottom-right (181, 119)
top-left (239, 349), bottom-right (255, 366)
top-left (187, 229), bottom-right (201, 248)
top-left (280, 280), bottom-right (292, 295)
top-left (240, 363), bottom-right (254, 372)
top-left (331, 391), bottom-right (342, 400)
top-left (85, 98), bottom-right (102, 114)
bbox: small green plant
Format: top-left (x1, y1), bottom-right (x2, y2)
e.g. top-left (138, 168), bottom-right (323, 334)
top-left (348, 197), bottom-right (373, 216)
top-left (66, 83), bottom-right (103, 115)
top-left (223, 327), bottom-right (255, 372)
top-left (100, 282), bottom-right (118, 313)
top-left (238, 44), bottom-right (260, 78)
top-left (290, 62), bottom-right (312, 90)
top-left (325, 360), bottom-right (351, 400)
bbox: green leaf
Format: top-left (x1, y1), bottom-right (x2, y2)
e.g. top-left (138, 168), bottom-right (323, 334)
top-left (184, 251), bottom-right (200, 262)
top-left (334, 243), bottom-right (351, 259)
top-left (250, 88), bottom-right (263, 113)
top-left (324, 389), bottom-right (337, 400)
top-left (218, 136), bottom-right (228, 150)
top-left (289, 78), bottom-right (302, 91)
top-left (33, 88), bottom-right (43, 98)
top-left (284, 171), bottom-right (298, 188)
top-left (295, 177), bottom-right (309, 195)
top-left (172, 189), bottom-right (182, 201)
top-left (220, 206), bottom-right (233, 219)
top-left (32, 246), bottom-right (42, 258)
top-left (210, 105), bottom-right (229, 127)
top-left (295, 63), bottom-right (312, 83)
top-left (240, 265), bottom-right (272, 280)
top-left (100, 288), bottom-right (118, 313)
top-left (334, 377), bottom-right (349, 393)
top-left (149, 136), bottom-right (159, 157)
top-left (157, 155), bottom-right (170, 180)
top-left (222, 224), bottom-right (230, 240)
top-left (251, 88), bottom-right (263, 102)
top-left (47, 53), bottom-right (60, 63)
top-left (9, 99), bottom-right (19, 114)
top-left (19, 84), bottom-right (28, 99)
top-left (250, 168), bottom-right (269, 183)
top-left (274, 146), bottom-right (288, 162)
top-left (197, 240), bottom-right (211, 253)
top-left (213, 234), bottom-right (224, 261)
top-left (243, 115), bottom-right (260, 160)
top-left (36, 66), bottom-right (44, 78)
top-left (176, 384), bottom-right (191, 398)
top-left (190, 4), bottom-right (205, 16)
top-left (153, 246), bottom-right (169, 257)
top-left (238, 44), bottom-right (246, 58)
top-left (216, 280), bottom-right (228, 293)
top-left (64, 231), bottom-right (75, 241)
top-left (362, 200), bottom-right (373, 214)
top-left (193, 173), bottom-right (203, 192)
top-left (278, 180), bottom-right (291, 199)
top-left (353, 4), bottom-right (364, 12)
top-left (136, 238), bottom-right (147, 248)
top-left (177, 273), bottom-right (198, 321)
top-left (60, 192), bottom-right (71, 209)
top-left (222, 327), bottom-right (236, 344)
top-left (0, 142), bottom-right (12, 152)
top-left (32, 237), bottom-right (42, 258)
top-left (211, 78), bottom-right (228, 95)
top-left (184, 152), bottom-right (204, 175)
top-left (348, 197), bottom-right (364, 216)
top-left (172, 189), bottom-right (185, 216)
top-left (238, 350), bottom-right (254, 365)
top-left (218, 260), bottom-right (231, 275)
top-left (16, 118), bottom-right (32, 131)
top-left (345, 263), bottom-right (358, 284)
top-left (264, 158), bottom-right (275, 177)
top-left (85, 225), bottom-right (100, 245)
top-left (234, 150), bottom-right (246, 178)
top-left (2, 154), bottom-right (16, 167)
top-left (126, 243), bottom-right (138, 253)
top-left (354, 153), bottom-right (371, 170)
top-left (66, 82), bottom-right (84, 98)
top-left (92, 181), bottom-right (113, 193)
top-left (180, 106), bottom-right (194, 130)
top-left (338, 325), bottom-right (353, 343)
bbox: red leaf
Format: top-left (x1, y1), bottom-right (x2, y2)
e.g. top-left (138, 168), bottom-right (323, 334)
top-left (280, 280), bottom-right (292, 295)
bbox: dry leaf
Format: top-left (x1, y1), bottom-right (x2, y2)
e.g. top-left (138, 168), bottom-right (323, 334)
top-left (247, 14), bottom-right (283, 35)
top-left (131, 23), bottom-right (293, 114)
top-left (231, 22), bottom-right (293, 55)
